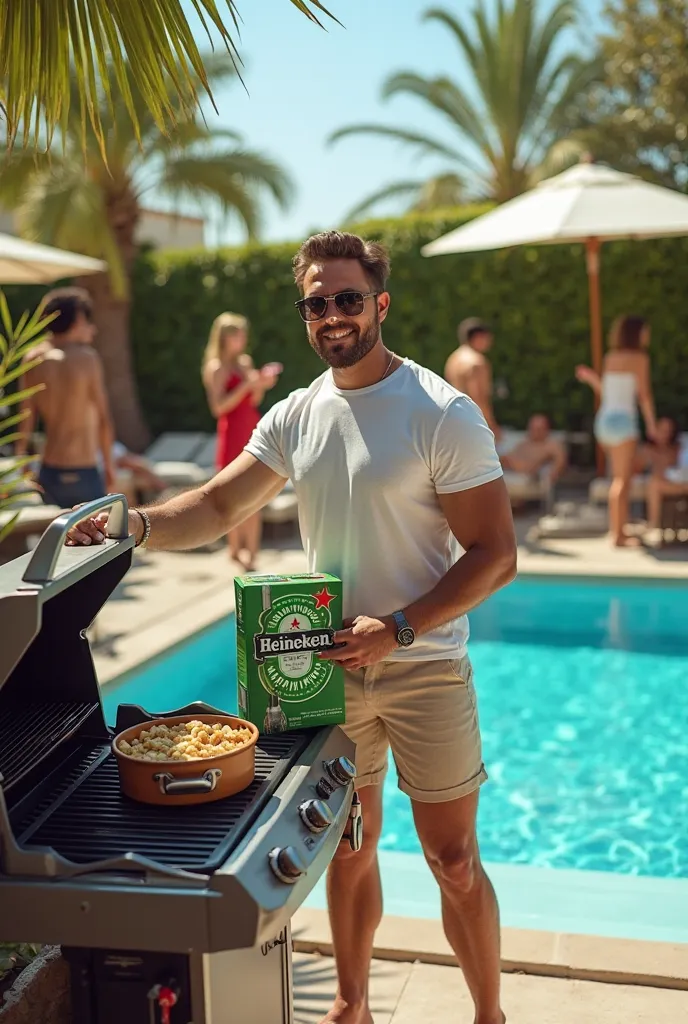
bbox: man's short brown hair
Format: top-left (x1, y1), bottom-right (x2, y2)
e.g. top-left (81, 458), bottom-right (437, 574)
top-left (458, 317), bottom-right (491, 345)
top-left (293, 231), bottom-right (391, 293)
top-left (41, 286), bottom-right (93, 335)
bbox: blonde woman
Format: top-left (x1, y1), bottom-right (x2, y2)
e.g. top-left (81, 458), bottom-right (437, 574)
top-left (576, 315), bottom-right (657, 547)
top-left (202, 312), bottom-right (281, 569)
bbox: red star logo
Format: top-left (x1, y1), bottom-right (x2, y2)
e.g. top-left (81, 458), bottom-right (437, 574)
top-left (314, 587), bottom-right (336, 610)
top-left (290, 617), bottom-right (301, 629)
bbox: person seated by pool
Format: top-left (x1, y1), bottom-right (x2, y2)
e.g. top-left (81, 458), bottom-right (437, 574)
top-left (500, 414), bottom-right (567, 481)
top-left (635, 416), bottom-right (682, 478)
top-left (643, 420), bottom-right (688, 534)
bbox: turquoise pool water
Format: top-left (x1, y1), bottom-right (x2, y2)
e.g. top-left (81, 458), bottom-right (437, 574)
top-left (103, 578), bottom-right (688, 880)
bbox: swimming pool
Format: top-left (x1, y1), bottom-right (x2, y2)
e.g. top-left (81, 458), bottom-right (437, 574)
top-left (103, 577), bottom-right (688, 882)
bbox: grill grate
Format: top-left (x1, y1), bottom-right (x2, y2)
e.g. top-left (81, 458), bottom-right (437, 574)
top-left (16, 733), bottom-right (307, 872)
top-left (0, 702), bottom-right (98, 791)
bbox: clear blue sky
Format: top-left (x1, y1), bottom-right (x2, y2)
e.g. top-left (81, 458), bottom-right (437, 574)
top-left (178, 0), bottom-right (603, 245)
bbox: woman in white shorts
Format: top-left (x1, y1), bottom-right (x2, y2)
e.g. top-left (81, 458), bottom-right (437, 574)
top-left (576, 315), bottom-right (657, 547)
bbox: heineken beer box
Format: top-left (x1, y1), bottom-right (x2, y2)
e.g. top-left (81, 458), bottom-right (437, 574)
top-left (234, 572), bottom-right (345, 733)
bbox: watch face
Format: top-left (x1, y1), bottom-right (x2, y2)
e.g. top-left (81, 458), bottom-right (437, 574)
top-left (398, 626), bottom-right (415, 647)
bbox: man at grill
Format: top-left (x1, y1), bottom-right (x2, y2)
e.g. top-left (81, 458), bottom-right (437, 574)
top-left (67, 231), bottom-right (517, 1024)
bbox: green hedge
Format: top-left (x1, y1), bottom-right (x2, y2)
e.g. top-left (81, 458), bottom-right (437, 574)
top-left (130, 206), bottom-right (688, 439)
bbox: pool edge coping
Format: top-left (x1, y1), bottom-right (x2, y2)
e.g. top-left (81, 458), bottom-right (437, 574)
top-left (292, 908), bottom-right (688, 991)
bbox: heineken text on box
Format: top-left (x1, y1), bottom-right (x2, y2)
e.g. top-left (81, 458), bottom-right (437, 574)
top-left (234, 573), bottom-right (345, 733)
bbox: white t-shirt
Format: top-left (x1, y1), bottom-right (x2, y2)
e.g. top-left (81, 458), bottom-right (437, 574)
top-left (245, 359), bottom-right (503, 661)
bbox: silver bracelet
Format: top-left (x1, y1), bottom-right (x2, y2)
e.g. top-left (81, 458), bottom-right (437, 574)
top-left (133, 508), bottom-right (151, 549)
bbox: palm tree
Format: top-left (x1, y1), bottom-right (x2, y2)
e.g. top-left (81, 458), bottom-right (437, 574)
top-left (331, 0), bottom-right (598, 215)
top-left (1, 0), bottom-right (336, 148)
top-left (0, 57), bottom-right (293, 450)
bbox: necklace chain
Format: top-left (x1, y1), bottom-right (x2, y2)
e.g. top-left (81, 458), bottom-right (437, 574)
top-left (380, 350), bottom-right (396, 382)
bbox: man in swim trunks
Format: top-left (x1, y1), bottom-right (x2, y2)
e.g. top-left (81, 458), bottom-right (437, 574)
top-left (444, 318), bottom-right (501, 441)
top-left (16, 287), bottom-right (115, 507)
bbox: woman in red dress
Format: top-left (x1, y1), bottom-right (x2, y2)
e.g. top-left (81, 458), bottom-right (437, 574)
top-left (202, 312), bottom-right (281, 570)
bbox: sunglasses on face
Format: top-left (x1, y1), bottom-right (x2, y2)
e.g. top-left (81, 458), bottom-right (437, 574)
top-left (294, 290), bottom-right (379, 323)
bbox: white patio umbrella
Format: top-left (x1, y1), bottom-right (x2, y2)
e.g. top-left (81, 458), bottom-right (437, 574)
top-left (0, 232), bottom-right (106, 284)
top-left (422, 159), bottom-right (688, 377)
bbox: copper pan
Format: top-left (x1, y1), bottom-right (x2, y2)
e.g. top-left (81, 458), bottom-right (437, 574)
top-left (113, 714), bottom-right (259, 806)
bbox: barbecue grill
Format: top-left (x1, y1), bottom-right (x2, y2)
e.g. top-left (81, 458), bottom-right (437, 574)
top-left (0, 496), bottom-right (359, 1023)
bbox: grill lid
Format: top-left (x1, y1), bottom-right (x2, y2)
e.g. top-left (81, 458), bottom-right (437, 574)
top-left (0, 496), bottom-right (133, 801)
top-left (0, 495), bottom-right (132, 691)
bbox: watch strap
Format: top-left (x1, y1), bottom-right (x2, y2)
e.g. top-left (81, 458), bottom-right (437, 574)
top-left (392, 610), bottom-right (410, 633)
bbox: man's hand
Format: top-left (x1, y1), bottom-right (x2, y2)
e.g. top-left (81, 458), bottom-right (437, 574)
top-left (66, 508), bottom-right (142, 546)
top-left (319, 614), bottom-right (398, 670)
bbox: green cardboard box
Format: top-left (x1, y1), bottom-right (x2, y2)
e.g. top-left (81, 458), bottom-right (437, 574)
top-left (234, 572), bottom-right (345, 733)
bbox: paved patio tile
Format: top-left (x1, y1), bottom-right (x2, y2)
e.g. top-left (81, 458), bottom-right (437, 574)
top-left (388, 960), bottom-right (688, 1024)
top-left (293, 953), bottom-right (412, 1024)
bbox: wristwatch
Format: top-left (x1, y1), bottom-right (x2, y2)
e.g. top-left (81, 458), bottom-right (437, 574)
top-left (392, 610), bottom-right (415, 648)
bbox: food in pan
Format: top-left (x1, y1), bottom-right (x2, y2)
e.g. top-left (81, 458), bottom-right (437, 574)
top-left (116, 720), bottom-right (253, 762)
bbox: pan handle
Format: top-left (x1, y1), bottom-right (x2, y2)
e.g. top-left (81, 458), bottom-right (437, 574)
top-left (22, 493), bottom-right (129, 584)
top-left (153, 769), bottom-right (222, 796)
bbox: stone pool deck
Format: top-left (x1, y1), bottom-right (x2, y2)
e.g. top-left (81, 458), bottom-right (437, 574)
top-left (89, 528), bottom-right (688, 1022)
top-left (292, 950), bottom-right (688, 1024)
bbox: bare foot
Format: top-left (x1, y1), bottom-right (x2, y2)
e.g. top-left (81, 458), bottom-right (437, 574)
top-left (612, 534), bottom-right (642, 548)
top-left (236, 549), bottom-right (257, 572)
top-left (318, 999), bottom-right (373, 1024)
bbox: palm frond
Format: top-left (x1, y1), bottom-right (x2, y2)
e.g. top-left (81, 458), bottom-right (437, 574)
top-left (0, 0), bottom-right (337, 148)
top-left (159, 149), bottom-right (293, 238)
top-left (162, 149), bottom-right (293, 207)
top-left (423, 8), bottom-right (476, 65)
top-left (329, 123), bottom-right (468, 167)
top-left (343, 181), bottom-right (425, 222)
top-left (382, 73), bottom-right (495, 164)
top-left (0, 294), bottom-right (55, 539)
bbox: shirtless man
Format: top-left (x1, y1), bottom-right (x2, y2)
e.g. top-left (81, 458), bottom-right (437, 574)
top-left (444, 318), bottom-right (500, 439)
top-left (16, 287), bottom-right (115, 507)
top-left (501, 414), bottom-right (567, 481)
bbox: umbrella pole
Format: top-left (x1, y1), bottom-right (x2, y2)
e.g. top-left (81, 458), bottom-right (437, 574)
top-left (586, 238), bottom-right (605, 476)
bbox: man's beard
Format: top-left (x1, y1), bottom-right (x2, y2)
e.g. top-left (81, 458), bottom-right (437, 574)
top-left (309, 313), bottom-right (379, 369)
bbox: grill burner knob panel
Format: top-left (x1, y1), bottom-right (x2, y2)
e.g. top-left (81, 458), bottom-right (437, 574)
top-left (268, 845), bottom-right (306, 884)
top-left (324, 756), bottom-right (356, 788)
top-left (299, 798), bottom-right (335, 833)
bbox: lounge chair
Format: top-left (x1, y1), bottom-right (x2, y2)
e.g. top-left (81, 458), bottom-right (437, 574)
top-left (0, 460), bottom-right (62, 558)
top-left (262, 478), bottom-right (299, 532)
top-left (589, 475), bottom-right (648, 506)
top-left (498, 428), bottom-right (567, 511)
top-left (588, 432), bottom-right (688, 509)
top-left (143, 432), bottom-right (215, 488)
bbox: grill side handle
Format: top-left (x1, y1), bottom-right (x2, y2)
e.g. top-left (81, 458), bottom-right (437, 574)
top-left (22, 494), bottom-right (129, 585)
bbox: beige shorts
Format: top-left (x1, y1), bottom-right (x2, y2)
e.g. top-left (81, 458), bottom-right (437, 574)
top-left (341, 654), bottom-right (487, 804)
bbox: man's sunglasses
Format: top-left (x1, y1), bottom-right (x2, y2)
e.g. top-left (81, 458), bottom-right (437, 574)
top-left (295, 290), bottom-right (378, 323)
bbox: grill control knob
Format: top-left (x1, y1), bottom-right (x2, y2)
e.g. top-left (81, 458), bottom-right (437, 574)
top-left (268, 846), bottom-right (306, 885)
top-left (299, 798), bottom-right (335, 833)
top-left (324, 756), bottom-right (356, 788)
